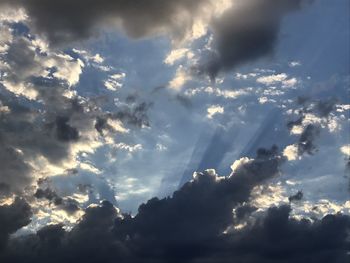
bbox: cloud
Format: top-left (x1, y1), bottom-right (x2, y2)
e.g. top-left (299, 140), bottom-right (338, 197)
top-left (286, 98), bottom-right (339, 157)
top-left (164, 48), bottom-right (192, 66)
top-left (0, 198), bottom-right (32, 249)
top-left (168, 66), bottom-right (191, 90)
top-left (297, 124), bottom-right (320, 155)
top-left (104, 73), bottom-right (126, 91)
top-left (96, 101), bottom-right (152, 135)
top-left (1, 0), bottom-right (216, 44)
top-left (283, 144), bottom-right (299, 161)
top-left (34, 187), bottom-right (80, 215)
top-left (0, 145), bottom-right (285, 260)
top-left (1, 161), bottom-right (349, 262)
top-left (288, 190), bottom-right (303, 203)
top-left (1, 0), bottom-right (307, 80)
top-left (256, 73), bottom-right (288, 85)
top-left (185, 86), bottom-right (249, 99)
top-left (0, 21), bottom-right (150, 197)
top-left (207, 105), bottom-right (224, 119)
top-left (196, 0), bottom-right (304, 79)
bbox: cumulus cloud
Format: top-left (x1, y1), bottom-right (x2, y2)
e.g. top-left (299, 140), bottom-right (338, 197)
top-left (207, 105), bottom-right (224, 119)
top-left (0, 148), bottom-right (349, 262)
top-left (34, 187), bottom-right (80, 215)
top-left (0, 0), bottom-right (216, 44)
top-left (0, 145), bottom-right (282, 259)
top-left (0, 19), bottom-right (150, 198)
top-left (196, 0), bottom-right (304, 79)
top-left (0, 198), bottom-right (32, 249)
top-left (0, 0), bottom-right (308, 82)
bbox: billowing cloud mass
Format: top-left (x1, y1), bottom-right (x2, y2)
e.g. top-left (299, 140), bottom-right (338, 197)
top-left (0, 198), bottom-right (32, 249)
top-left (0, 0), bottom-right (307, 79)
top-left (0, 0), bottom-right (214, 44)
top-left (0, 148), bottom-right (349, 262)
top-left (0, 17), bottom-right (151, 197)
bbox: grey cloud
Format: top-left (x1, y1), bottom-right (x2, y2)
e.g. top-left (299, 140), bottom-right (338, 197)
top-left (234, 204), bottom-right (257, 222)
top-left (36, 224), bottom-right (66, 248)
top-left (1, 165), bottom-right (349, 262)
top-left (95, 100), bottom-right (152, 135)
top-left (288, 190), bottom-right (303, 203)
top-left (287, 116), bottom-right (304, 130)
top-left (0, 27), bottom-right (149, 196)
top-left (1, 0), bottom-right (307, 80)
top-left (315, 98), bottom-right (337, 118)
top-left (0, 145), bottom-right (289, 262)
top-left (298, 124), bottom-right (320, 155)
top-left (34, 187), bottom-right (80, 214)
top-left (116, 101), bottom-right (152, 128)
top-left (0, 198), bottom-right (32, 250)
top-left (197, 0), bottom-right (304, 79)
top-left (1, 0), bottom-right (211, 44)
top-left (287, 98), bottom-right (337, 157)
top-left (4, 38), bottom-right (40, 81)
top-left (94, 116), bottom-right (108, 135)
top-left (54, 116), bottom-right (79, 142)
top-left (0, 95), bottom-right (82, 194)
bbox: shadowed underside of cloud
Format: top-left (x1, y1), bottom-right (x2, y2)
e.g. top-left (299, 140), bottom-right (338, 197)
top-left (1, 0), bottom-right (306, 80)
top-left (0, 0), bottom-right (211, 44)
top-left (0, 198), bottom-right (32, 249)
top-left (34, 187), bottom-right (80, 215)
top-left (0, 146), bottom-right (349, 263)
top-left (196, 0), bottom-right (304, 79)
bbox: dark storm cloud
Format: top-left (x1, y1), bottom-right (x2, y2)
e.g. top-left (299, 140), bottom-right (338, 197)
top-left (218, 205), bottom-right (350, 263)
top-left (197, 0), bottom-right (304, 79)
top-left (0, 0), bottom-right (211, 44)
top-left (0, 146), bottom-right (288, 262)
top-left (1, 0), bottom-right (307, 80)
top-left (233, 204), bottom-right (258, 226)
top-left (0, 198), bottom-right (32, 249)
top-left (113, 146), bottom-right (283, 255)
top-left (1, 167), bottom-right (349, 262)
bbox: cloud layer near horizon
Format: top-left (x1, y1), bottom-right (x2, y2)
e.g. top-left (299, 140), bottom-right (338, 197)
top-left (1, 146), bottom-right (349, 262)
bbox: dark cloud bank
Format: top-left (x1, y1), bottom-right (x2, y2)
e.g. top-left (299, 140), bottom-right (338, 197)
top-left (0, 147), bottom-right (349, 263)
top-left (1, 0), bottom-right (307, 78)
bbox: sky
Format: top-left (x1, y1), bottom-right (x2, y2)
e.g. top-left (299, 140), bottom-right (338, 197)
top-left (0, 0), bottom-right (349, 262)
